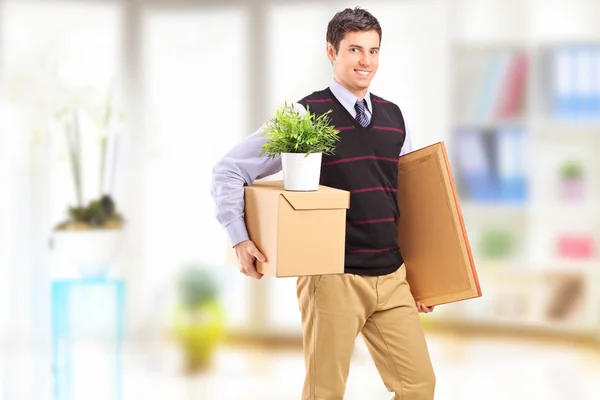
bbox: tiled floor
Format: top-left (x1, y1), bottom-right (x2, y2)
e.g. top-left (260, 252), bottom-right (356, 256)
top-left (2, 331), bottom-right (600, 399)
top-left (123, 332), bottom-right (600, 400)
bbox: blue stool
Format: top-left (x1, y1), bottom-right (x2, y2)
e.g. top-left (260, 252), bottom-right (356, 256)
top-left (51, 278), bottom-right (125, 400)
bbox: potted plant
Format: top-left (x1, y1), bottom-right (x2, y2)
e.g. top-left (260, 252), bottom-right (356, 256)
top-left (172, 266), bottom-right (225, 374)
top-left (51, 88), bottom-right (126, 278)
top-left (559, 160), bottom-right (584, 202)
top-left (479, 228), bottom-right (515, 261)
top-left (2, 52), bottom-right (126, 277)
top-left (260, 102), bottom-right (340, 191)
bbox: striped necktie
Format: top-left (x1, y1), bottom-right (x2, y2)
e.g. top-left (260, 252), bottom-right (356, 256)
top-left (355, 99), bottom-right (369, 128)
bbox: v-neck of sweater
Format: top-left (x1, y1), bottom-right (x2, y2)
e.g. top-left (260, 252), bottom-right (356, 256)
top-left (326, 87), bottom-right (375, 133)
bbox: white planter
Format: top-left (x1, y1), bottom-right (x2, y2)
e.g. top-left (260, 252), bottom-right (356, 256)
top-left (52, 229), bottom-right (123, 278)
top-left (281, 152), bottom-right (322, 191)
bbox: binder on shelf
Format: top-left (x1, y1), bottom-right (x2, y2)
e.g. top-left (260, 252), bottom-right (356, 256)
top-left (453, 127), bottom-right (498, 201)
top-left (551, 45), bottom-right (600, 119)
top-left (552, 46), bottom-right (576, 118)
top-left (494, 52), bottom-right (529, 120)
top-left (497, 125), bottom-right (527, 202)
top-left (397, 142), bottom-right (482, 307)
top-left (477, 51), bottom-right (511, 122)
top-left (575, 46), bottom-right (594, 117)
top-left (592, 47), bottom-right (600, 116)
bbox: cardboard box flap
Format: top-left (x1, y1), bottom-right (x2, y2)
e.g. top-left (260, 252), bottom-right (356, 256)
top-left (281, 187), bottom-right (350, 210)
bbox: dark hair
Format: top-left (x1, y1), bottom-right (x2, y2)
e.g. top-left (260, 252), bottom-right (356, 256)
top-left (326, 7), bottom-right (382, 54)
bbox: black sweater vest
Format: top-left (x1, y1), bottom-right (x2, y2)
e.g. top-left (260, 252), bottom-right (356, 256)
top-left (297, 88), bottom-right (407, 276)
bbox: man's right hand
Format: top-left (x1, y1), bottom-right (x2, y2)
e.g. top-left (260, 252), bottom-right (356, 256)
top-left (234, 240), bottom-right (266, 280)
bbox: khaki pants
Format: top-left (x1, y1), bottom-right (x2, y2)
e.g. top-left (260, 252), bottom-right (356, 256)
top-left (296, 264), bottom-right (436, 400)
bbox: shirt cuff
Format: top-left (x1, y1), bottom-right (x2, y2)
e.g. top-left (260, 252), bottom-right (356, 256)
top-left (226, 218), bottom-right (250, 248)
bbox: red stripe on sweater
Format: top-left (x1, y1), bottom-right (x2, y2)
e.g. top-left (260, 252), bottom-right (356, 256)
top-left (322, 155), bottom-right (398, 166)
top-left (346, 246), bottom-right (399, 254)
top-left (335, 126), bottom-right (355, 131)
top-left (351, 187), bottom-right (398, 194)
top-left (347, 218), bottom-right (397, 226)
top-left (374, 125), bottom-right (404, 133)
top-left (306, 98), bottom-right (332, 103)
top-left (373, 99), bottom-right (392, 104)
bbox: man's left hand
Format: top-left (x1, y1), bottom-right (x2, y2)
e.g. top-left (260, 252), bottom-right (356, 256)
top-left (416, 301), bottom-right (435, 313)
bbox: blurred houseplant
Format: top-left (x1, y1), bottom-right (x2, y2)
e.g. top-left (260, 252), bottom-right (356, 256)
top-left (260, 102), bottom-right (340, 191)
top-left (559, 160), bottom-right (584, 202)
top-left (51, 86), bottom-right (127, 278)
top-left (480, 228), bottom-right (515, 261)
top-left (1, 48), bottom-right (126, 277)
top-left (173, 266), bottom-right (225, 374)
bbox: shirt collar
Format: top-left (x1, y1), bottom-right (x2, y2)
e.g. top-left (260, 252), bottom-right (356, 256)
top-left (329, 78), bottom-right (372, 115)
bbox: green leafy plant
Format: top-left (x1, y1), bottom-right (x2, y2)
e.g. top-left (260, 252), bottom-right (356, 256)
top-left (260, 101), bottom-right (341, 159)
top-left (178, 266), bottom-right (219, 309)
top-left (480, 228), bottom-right (515, 260)
top-left (560, 161), bottom-right (583, 180)
top-left (54, 194), bottom-right (125, 230)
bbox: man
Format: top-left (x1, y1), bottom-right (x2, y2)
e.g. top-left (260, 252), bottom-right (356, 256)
top-left (211, 7), bottom-right (436, 400)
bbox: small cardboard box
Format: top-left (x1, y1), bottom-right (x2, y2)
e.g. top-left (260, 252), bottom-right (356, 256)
top-left (226, 180), bottom-right (350, 277)
top-left (396, 142), bottom-right (482, 307)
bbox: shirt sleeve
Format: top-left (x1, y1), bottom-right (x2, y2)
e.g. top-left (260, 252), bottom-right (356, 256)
top-left (400, 118), bottom-right (414, 156)
top-left (211, 102), bottom-right (307, 247)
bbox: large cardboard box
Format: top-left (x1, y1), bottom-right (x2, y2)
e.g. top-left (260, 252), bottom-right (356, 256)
top-left (397, 142), bottom-right (482, 307)
top-left (226, 180), bottom-right (350, 277)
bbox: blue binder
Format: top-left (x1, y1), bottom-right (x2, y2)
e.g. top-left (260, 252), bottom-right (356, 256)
top-left (496, 125), bottom-right (527, 203)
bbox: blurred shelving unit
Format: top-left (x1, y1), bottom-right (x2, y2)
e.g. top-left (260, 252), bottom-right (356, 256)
top-left (428, 0), bottom-right (600, 341)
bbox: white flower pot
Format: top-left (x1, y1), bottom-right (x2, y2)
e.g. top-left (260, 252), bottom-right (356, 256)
top-left (281, 152), bottom-right (322, 191)
top-left (52, 229), bottom-right (123, 278)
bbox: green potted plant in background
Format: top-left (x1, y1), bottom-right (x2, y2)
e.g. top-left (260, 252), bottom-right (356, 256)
top-left (173, 265), bottom-right (225, 374)
top-left (559, 160), bottom-right (584, 202)
top-left (479, 228), bottom-right (515, 262)
top-left (260, 102), bottom-right (340, 191)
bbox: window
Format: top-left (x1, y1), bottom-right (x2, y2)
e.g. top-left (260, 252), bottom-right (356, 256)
top-left (140, 7), bottom-right (251, 328)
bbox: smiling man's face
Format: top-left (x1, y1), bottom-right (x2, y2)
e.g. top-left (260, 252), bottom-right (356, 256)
top-left (327, 29), bottom-right (380, 99)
